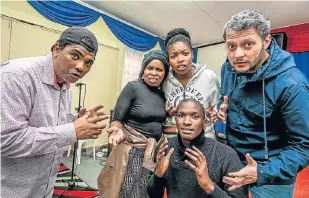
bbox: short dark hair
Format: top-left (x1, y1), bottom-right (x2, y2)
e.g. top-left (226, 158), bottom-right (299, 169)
top-left (164, 28), bottom-right (193, 52)
top-left (177, 98), bottom-right (205, 120)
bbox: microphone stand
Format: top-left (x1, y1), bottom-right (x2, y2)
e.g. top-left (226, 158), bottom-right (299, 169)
top-left (58, 83), bottom-right (97, 198)
top-left (67, 83), bottom-right (82, 188)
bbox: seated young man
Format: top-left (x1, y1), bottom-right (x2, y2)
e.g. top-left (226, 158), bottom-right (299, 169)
top-left (147, 99), bottom-right (248, 198)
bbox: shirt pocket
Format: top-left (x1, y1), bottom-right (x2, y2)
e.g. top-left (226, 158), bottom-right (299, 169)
top-left (240, 99), bottom-right (274, 128)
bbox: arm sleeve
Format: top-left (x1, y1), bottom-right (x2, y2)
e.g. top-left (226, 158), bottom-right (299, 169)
top-left (217, 63), bottom-right (226, 109)
top-left (112, 82), bottom-right (135, 122)
top-left (147, 173), bottom-right (167, 198)
top-left (0, 73), bottom-right (76, 158)
top-left (206, 148), bottom-right (248, 198)
top-left (209, 70), bottom-right (221, 106)
top-left (257, 85), bottom-right (309, 186)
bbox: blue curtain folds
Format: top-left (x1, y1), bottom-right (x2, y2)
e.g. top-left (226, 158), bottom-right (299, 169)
top-left (28, 0), bottom-right (201, 54)
top-left (28, 1), bottom-right (100, 27)
top-left (158, 38), bottom-right (166, 52)
top-left (101, 14), bottom-right (157, 51)
top-left (28, 0), bottom-right (159, 51)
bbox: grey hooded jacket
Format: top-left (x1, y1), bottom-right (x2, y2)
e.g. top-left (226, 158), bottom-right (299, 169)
top-left (163, 63), bottom-right (220, 136)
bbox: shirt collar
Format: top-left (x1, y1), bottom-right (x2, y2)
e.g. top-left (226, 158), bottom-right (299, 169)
top-left (177, 129), bottom-right (205, 152)
top-left (42, 53), bottom-right (70, 90)
top-left (53, 73), bottom-right (70, 89)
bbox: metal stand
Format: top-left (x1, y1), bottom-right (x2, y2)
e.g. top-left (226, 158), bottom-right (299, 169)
top-left (58, 83), bottom-right (97, 198)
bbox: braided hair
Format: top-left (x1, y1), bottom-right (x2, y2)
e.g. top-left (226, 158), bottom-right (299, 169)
top-left (164, 28), bottom-right (193, 52)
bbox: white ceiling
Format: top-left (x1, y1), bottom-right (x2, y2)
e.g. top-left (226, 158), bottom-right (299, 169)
top-left (82, 1), bottom-right (309, 47)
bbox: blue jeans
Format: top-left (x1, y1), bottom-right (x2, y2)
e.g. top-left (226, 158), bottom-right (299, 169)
top-left (250, 183), bottom-right (295, 198)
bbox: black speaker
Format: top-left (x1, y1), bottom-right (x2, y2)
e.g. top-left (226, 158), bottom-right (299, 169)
top-left (271, 32), bottom-right (288, 50)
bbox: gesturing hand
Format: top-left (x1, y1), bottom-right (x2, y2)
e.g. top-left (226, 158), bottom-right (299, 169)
top-left (223, 153), bottom-right (258, 191)
top-left (206, 104), bottom-right (218, 124)
top-left (78, 104), bottom-right (106, 119)
top-left (74, 112), bottom-right (109, 139)
top-left (184, 146), bottom-right (214, 193)
top-left (155, 138), bottom-right (174, 177)
top-left (107, 126), bottom-right (126, 147)
top-left (78, 107), bottom-right (87, 118)
top-left (218, 96), bottom-right (229, 123)
top-left (165, 105), bottom-right (177, 117)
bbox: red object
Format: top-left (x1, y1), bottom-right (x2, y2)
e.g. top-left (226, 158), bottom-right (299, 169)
top-left (271, 23), bottom-right (309, 53)
top-left (163, 189), bottom-right (167, 198)
top-left (293, 166), bottom-right (309, 198)
top-left (53, 189), bottom-right (98, 198)
top-left (58, 165), bottom-right (68, 172)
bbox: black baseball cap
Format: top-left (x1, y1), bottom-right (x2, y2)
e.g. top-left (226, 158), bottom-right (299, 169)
top-left (51, 27), bottom-right (98, 55)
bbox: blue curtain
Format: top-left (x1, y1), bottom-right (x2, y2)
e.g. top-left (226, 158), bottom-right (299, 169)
top-left (101, 14), bottom-right (157, 51)
top-left (28, 1), bottom-right (100, 27)
top-left (28, 0), bottom-right (160, 51)
top-left (158, 38), bottom-right (166, 52)
top-left (292, 51), bottom-right (309, 79)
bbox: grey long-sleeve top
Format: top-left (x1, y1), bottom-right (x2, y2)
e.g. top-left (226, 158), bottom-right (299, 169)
top-left (1, 54), bottom-right (76, 198)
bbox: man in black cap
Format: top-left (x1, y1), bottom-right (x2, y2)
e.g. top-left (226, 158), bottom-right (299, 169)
top-left (1, 27), bottom-right (108, 198)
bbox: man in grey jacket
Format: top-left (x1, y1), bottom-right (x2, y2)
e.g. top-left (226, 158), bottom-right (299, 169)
top-left (1, 27), bottom-right (108, 198)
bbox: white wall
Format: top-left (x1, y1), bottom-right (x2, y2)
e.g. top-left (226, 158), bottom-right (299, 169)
top-left (197, 43), bottom-right (227, 83)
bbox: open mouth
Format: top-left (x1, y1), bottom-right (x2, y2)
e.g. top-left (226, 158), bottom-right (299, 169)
top-left (177, 65), bottom-right (187, 70)
top-left (148, 77), bottom-right (158, 82)
top-left (70, 73), bottom-right (81, 79)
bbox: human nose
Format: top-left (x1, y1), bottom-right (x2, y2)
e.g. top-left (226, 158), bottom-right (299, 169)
top-left (183, 115), bottom-right (192, 125)
top-left (75, 61), bottom-right (85, 72)
top-left (150, 70), bottom-right (158, 76)
top-left (177, 55), bottom-right (184, 63)
top-left (235, 47), bottom-right (244, 58)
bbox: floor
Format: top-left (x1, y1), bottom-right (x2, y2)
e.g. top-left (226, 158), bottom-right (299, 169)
top-left (62, 149), bottom-right (107, 189)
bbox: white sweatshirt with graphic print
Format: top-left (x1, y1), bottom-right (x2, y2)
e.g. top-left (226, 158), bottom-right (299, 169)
top-left (163, 63), bottom-right (220, 136)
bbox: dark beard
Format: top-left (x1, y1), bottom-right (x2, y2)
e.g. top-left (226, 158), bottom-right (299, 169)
top-left (246, 43), bottom-right (265, 73)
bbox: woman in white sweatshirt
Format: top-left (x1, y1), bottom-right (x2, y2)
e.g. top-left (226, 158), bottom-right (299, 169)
top-left (163, 28), bottom-right (220, 138)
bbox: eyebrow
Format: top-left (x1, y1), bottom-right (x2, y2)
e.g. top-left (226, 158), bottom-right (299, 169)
top-left (71, 49), bottom-right (83, 57)
top-left (170, 49), bottom-right (190, 54)
top-left (178, 111), bottom-right (199, 115)
top-left (72, 49), bottom-right (95, 62)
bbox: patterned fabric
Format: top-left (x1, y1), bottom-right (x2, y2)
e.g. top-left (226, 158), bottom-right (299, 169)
top-left (119, 148), bottom-right (151, 198)
top-left (1, 54), bottom-right (77, 198)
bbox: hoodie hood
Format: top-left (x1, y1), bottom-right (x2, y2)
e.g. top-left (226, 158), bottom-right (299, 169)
top-left (221, 38), bottom-right (299, 161)
top-left (225, 38), bottom-right (296, 83)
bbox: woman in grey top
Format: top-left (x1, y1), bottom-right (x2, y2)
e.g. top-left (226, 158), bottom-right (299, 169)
top-left (163, 28), bottom-right (220, 138)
